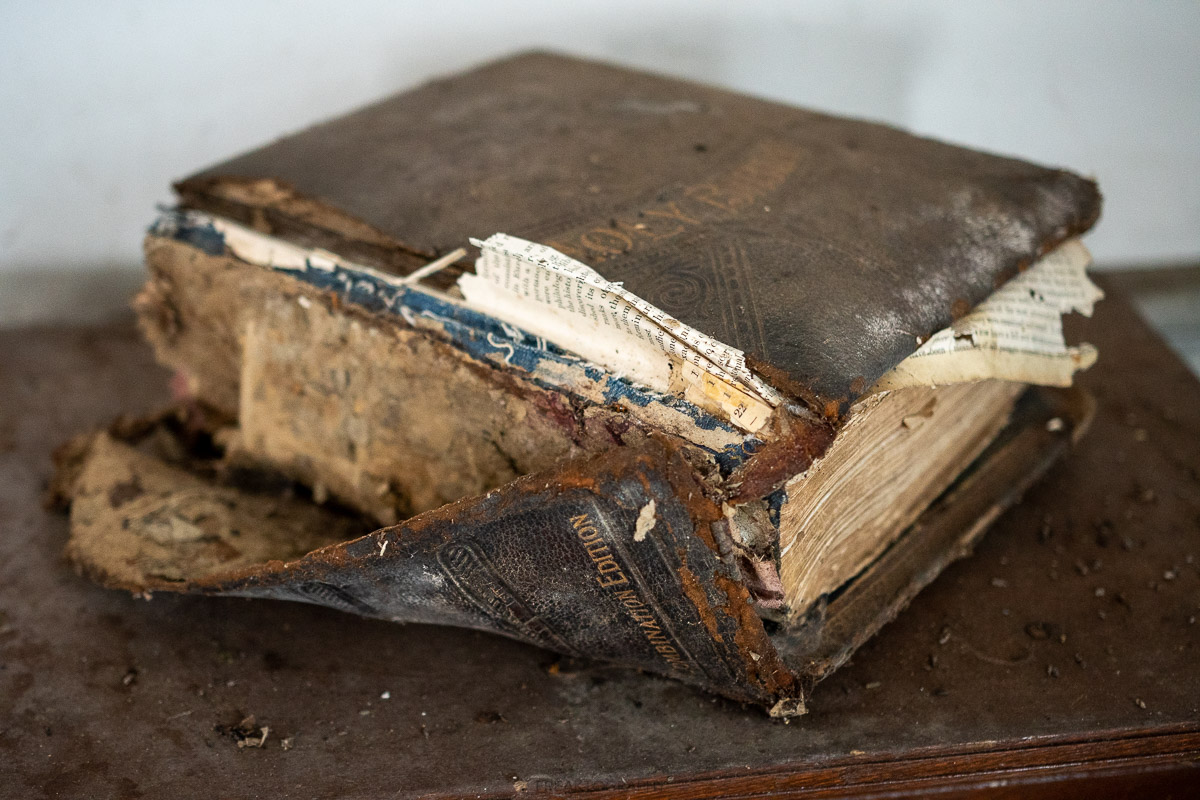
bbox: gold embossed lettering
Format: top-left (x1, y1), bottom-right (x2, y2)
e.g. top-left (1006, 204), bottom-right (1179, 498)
top-left (568, 511), bottom-right (689, 670)
top-left (579, 228), bottom-right (635, 255)
top-left (683, 182), bottom-right (735, 212)
top-left (639, 201), bottom-right (701, 237)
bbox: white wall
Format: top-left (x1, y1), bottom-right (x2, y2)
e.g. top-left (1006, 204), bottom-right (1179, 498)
top-left (2, 1), bottom-right (1198, 322)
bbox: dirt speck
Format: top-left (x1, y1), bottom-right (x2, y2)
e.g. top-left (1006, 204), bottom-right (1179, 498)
top-left (215, 714), bottom-right (271, 749)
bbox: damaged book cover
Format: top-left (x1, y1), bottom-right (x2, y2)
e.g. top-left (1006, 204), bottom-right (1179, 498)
top-left (51, 52), bottom-right (1104, 716)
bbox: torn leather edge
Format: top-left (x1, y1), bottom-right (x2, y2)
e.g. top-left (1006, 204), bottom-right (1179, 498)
top-left (174, 175), bottom-right (440, 275)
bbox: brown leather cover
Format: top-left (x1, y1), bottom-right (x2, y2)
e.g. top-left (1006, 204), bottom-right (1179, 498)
top-left (176, 51), bottom-right (1101, 406)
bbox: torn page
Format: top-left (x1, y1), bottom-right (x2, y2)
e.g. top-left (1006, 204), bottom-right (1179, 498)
top-left (461, 234), bottom-right (779, 432)
top-left (873, 239), bottom-right (1102, 391)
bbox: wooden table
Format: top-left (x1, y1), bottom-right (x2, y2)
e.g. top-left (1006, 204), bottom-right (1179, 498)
top-left (1, 274), bottom-right (1197, 798)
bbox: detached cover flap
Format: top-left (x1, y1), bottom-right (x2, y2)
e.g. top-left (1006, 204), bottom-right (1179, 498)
top-left (61, 432), bottom-right (798, 710)
top-left (177, 51), bottom-right (1101, 403)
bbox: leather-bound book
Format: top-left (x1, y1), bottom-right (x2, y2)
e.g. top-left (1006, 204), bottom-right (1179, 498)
top-left (54, 52), bottom-right (1103, 716)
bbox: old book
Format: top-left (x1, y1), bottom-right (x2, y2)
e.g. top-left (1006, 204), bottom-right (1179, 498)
top-left (54, 52), bottom-right (1102, 715)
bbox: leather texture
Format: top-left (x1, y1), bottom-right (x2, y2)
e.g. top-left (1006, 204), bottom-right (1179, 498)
top-left (203, 439), bottom-right (798, 707)
top-left (177, 51), bottom-right (1101, 406)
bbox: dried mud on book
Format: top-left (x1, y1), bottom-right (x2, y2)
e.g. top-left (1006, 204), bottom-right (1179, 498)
top-left (51, 52), bottom-right (1103, 716)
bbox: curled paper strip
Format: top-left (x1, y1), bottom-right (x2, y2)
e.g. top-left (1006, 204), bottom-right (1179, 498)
top-left (874, 240), bottom-right (1102, 391)
top-left (463, 234), bottom-right (780, 432)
